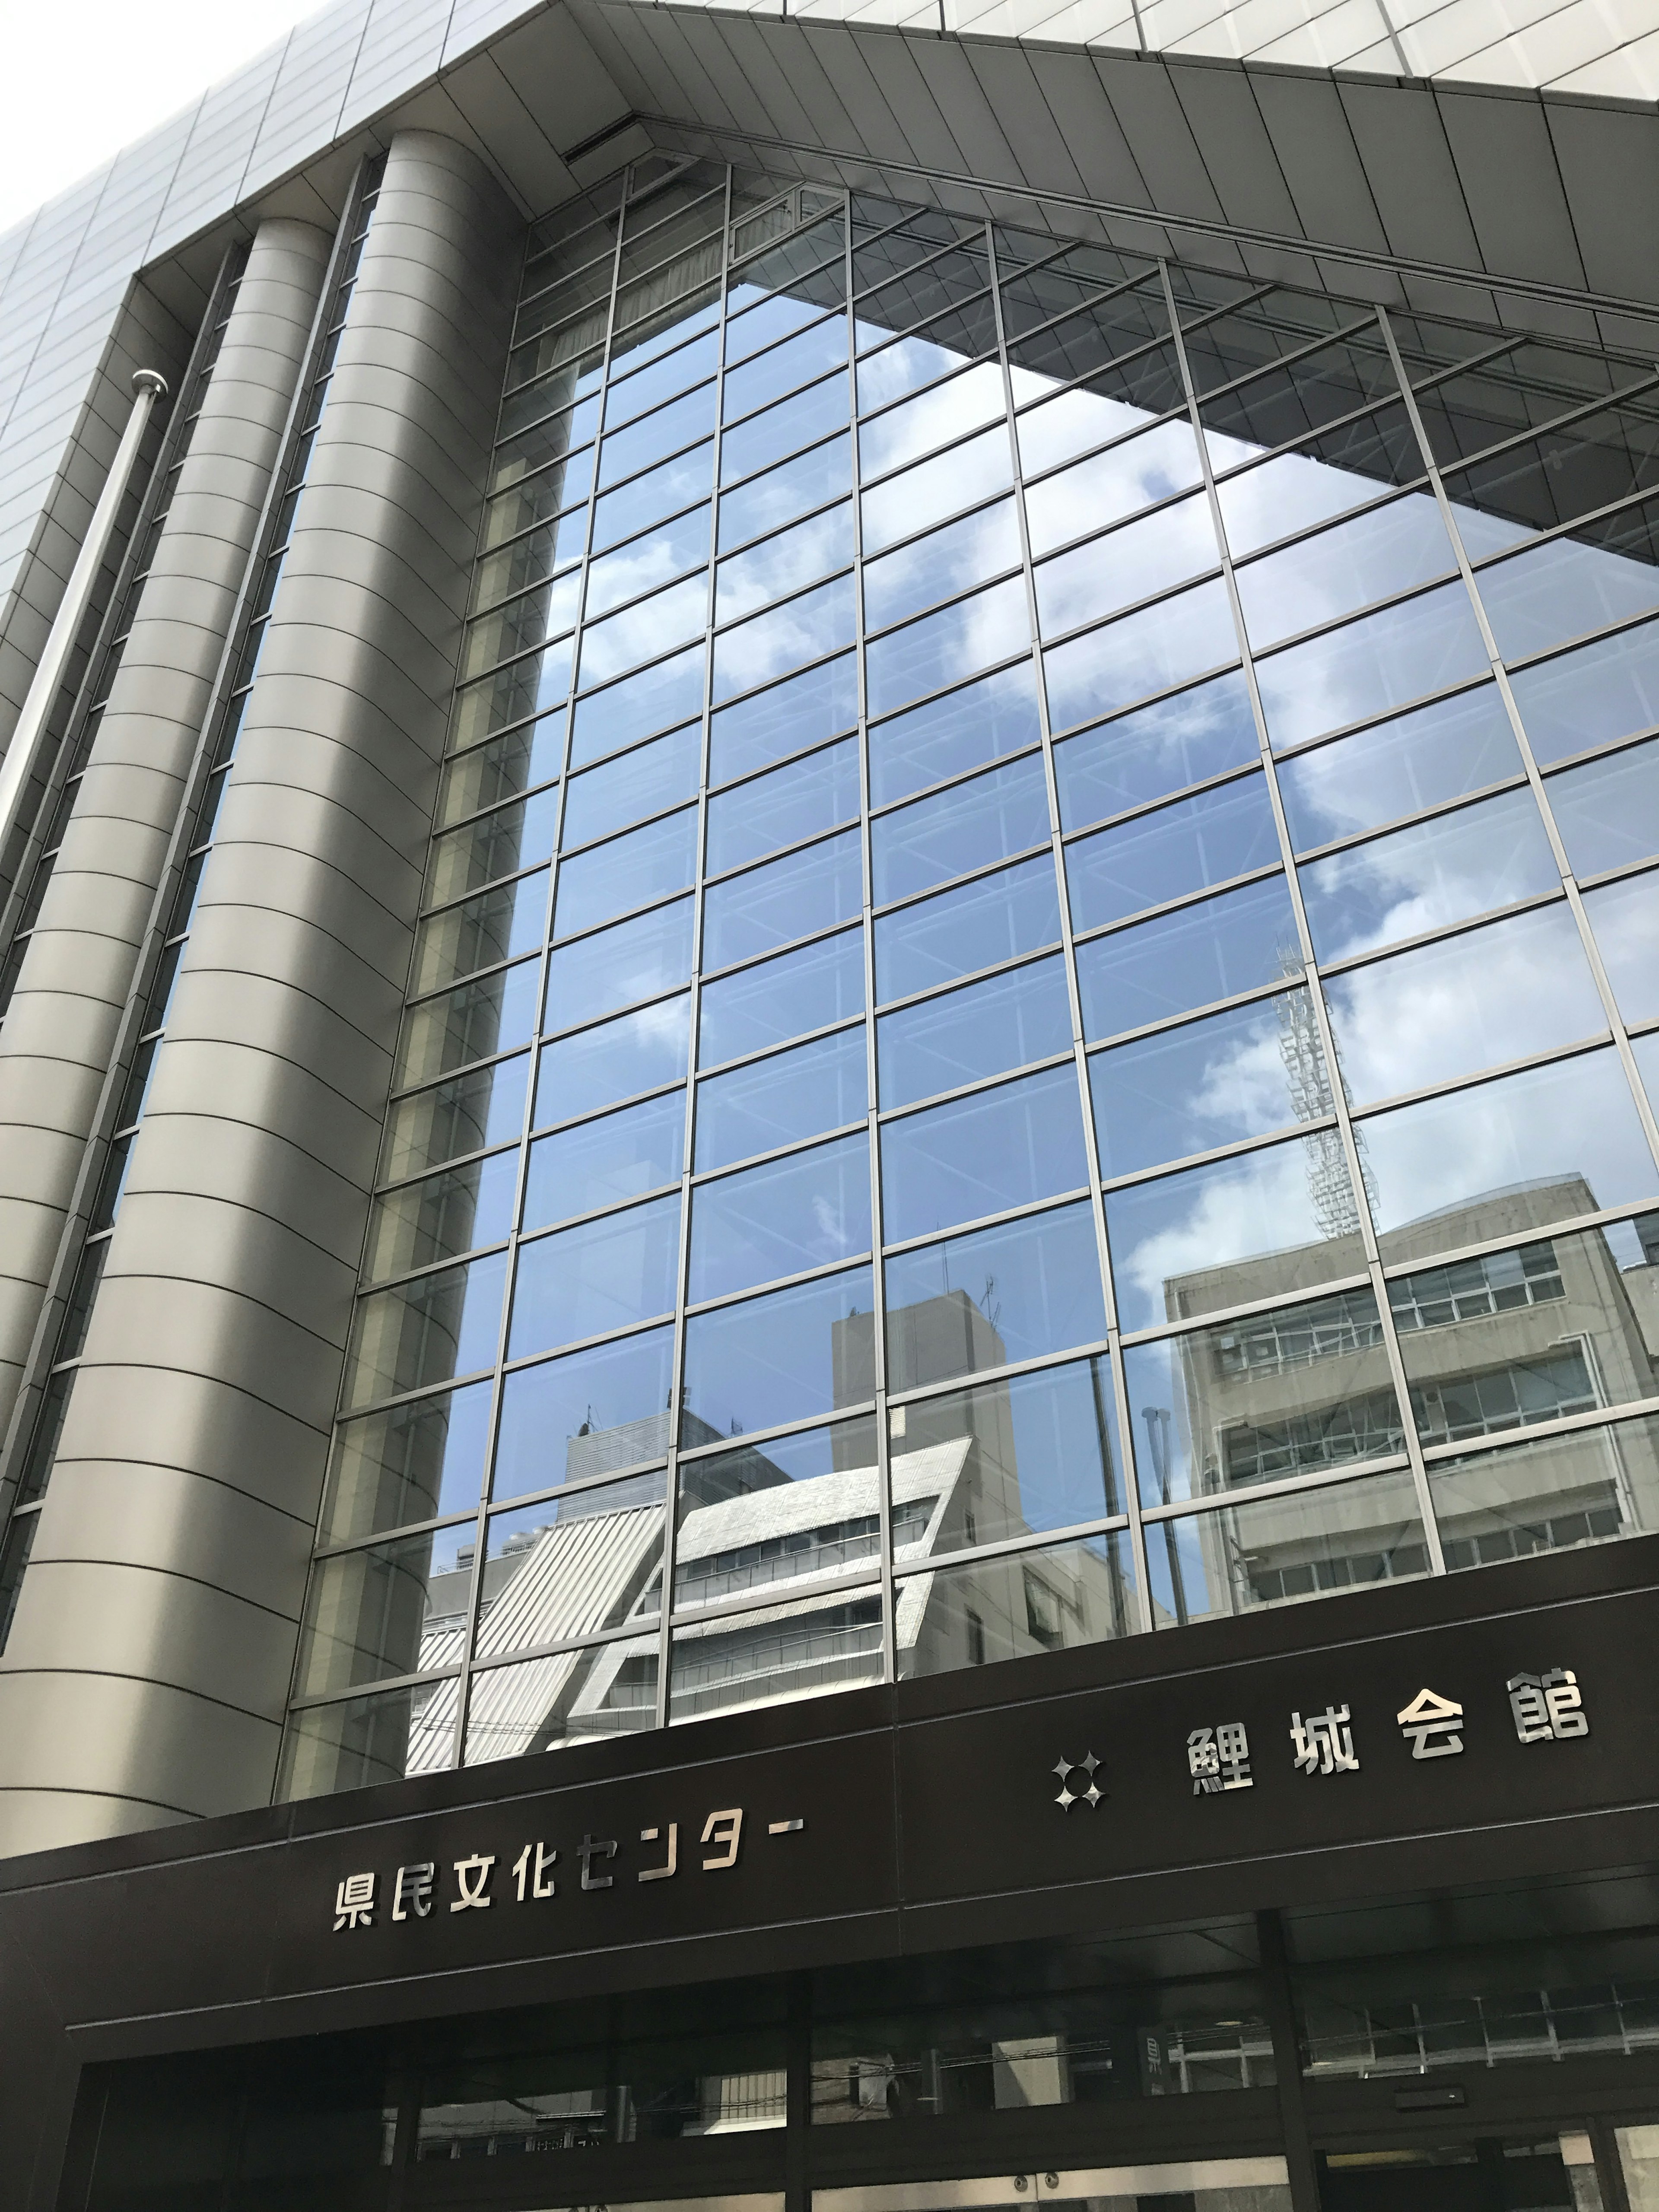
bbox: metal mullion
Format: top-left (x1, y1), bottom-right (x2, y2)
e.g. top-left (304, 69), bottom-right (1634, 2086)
top-left (671, 1563), bottom-right (885, 1637)
top-left (1189, 311), bottom-right (1395, 417)
top-left (556, 792), bottom-right (699, 869)
top-left (1536, 726), bottom-right (1659, 791)
top-left (675, 1397), bottom-right (878, 1467)
top-left (438, 180), bottom-right (630, 1775)
top-left (886, 1336), bottom-right (1116, 1413)
top-left (708, 721), bottom-right (856, 806)
top-left (1001, 265), bottom-right (1172, 376)
top-left (1291, 773), bottom-right (1531, 868)
top-left (866, 647), bottom-right (1034, 741)
top-left (876, 1051), bottom-right (1076, 1129)
top-left (856, 481), bottom-right (1015, 575)
top-left (883, 1186), bottom-right (1092, 1260)
top-left (315, 1504), bottom-right (489, 1563)
top-left (1580, 851), bottom-right (1659, 897)
top-left (1419, 1395), bottom-right (1659, 1466)
top-left (723, 355), bottom-right (853, 441)
top-left (684, 1250), bottom-right (877, 1325)
top-left (385, 1028), bottom-right (527, 1106)
top-left (718, 422), bottom-right (846, 510)
top-left (893, 1509), bottom-right (1135, 1584)
top-left (499, 1309), bottom-right (679, 1379)
top-left (456, 621), bottom-right (577, 699)
top-left (657, 165), bottom-right (734, 1734)
top-left (691, 1121), bottom-right (867, 1189)
top-left (715, 482), bottom-right (850, 573)
top-left (1163, 262), bottom-right (1447, 1575)
top-left (865, 734), bottom-right (1042, 823)
top-left (703, 818), bottom-right (857, 898)
top-left (852, 242), bottom-right (991, 330)
top-left (1118, 1270), bottom-right (1376, 1348)
top-left (1066, 858), bottom-right (1284, 944)
top-left (855, 406), bottom-right (1022, 499)
top-left (700, 909), bottom-right (858, 987)
top-left (699, 1010), bottom-right (866, 1084)
top-left (427, 772), bottom-right (562, 846)
top-left (470, 1605), bottom-right (668, 1678)
top-left (862, 562), bottom-right (1028, 653)
top-left (1235, 563), bottom-right (1462, 665)
top-left (1144, 1452), bottom-right (1414, 1525)
top-left (1055, 753), bottom-right (1267, 846)
top-left (848, 207), bottom-right (897, 1689)
top-left (413, 853), bottom-right (547, 930)
top-left (1465, 471), bottom-right (1659, 585)
top-left (1269, 669), bottom-right (1493, 764)
top-left (712, 559), bottom-right (853, 642)
top-left (1006, 314), bottom-right (1189, 430)
top-left (1080, 974), bottom-right (1343, 1057)
top-left (871, 837), bottom-right (1057, 925)
top-left (1229, 475), bottom-right (1442, 581)
top-left (1314, 886), bottom-right (1567, 982)
top-left (874, 940), bottom-right (1069, 1024)
top-left (989, 222), bottom-right (1150, 1631)
top-left (1100, 1116), bottom-right (1339, 1194)
top-left (1432, 370), bottom-right (1659, 493)
top-left (1497, 601), bottom-right (1659, 683)
top-left (289, 1663), bottom-right (461, 1715)
top-left (1039, 569), bottom-right (1228, 658)
top-left (1374, 303), bottom-right (1659, 1191)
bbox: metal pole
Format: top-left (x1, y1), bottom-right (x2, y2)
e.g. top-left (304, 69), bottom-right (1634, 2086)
top-left (0, 368), bottom-right (168, 868)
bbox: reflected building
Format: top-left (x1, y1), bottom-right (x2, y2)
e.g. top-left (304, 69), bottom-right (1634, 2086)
top-left (5, 2), bottom-right (1659, 2203)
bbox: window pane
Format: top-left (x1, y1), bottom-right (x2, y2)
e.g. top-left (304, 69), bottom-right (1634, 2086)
top-left (1036, 497), bottom-right (1219, 639)
top-left (902, 1533), bottom-right (1136, 1678)
top-left (563, 721), bottom-right (700, 849)
top-left (1431, 1414), bottom-right (1659, 1573)
top-left (1109, 1131), bottom-right (1363, 1333)
top-left (1547, 737), bottom-right (1659, 877)
top-left (543, 898), bottom-right (693, 1032)
top-left (863, 501), bottom-right (1022, 633)
top-left (1092, 988), bottom-right (1332, 1178)
top-left (295, 1524), bottom-right (476, 1698)
top-left (676, 1414), bottom-right (881, 1604)
top-left (474, 1474), bottom-right (665, 1666)
top-left (462, 572), bottom-right (581, 680)
top-left (721, 371), bottom-right (849, 484)
top-left (1300, 785), bottom-right (1560, 962)
top-left (606, 329), bottom-right (719, 425)
top-left (381, 1054), bottom-right (530, 1185)
top-left (866, 576), bottom-right (1030, 721)
top-left (889, 1354), bottom-right (1124, 1541)
top-left (1362, 1047), bottom-right (1658, 1250)
top-left (588, 509), bottom-right (712, 623)
top-left (321, 1378), bottom-right (495, 1546)
top-left (464, 1632), bottom-right (659, 1759)
top-left (591, 440), bottom-right (714, 553)
top-left (869, 664), bottom-right (1041, 808)
top-left (599, 382), bottom-right (716, 487)
top-left (509, 1194), bottom-right (682, 1359)
top-left (1583, 869), bottom-right (1659, 1023)
top-left (412, 869), bottom-right (547, 996)
top-left (1214, 408), bottom-right (1424, 557)
top-left (455, 641), bottom-right (579, 752)
top-left (691, 1133), bottom-right (871, 1303)
top-left (555, 808), bottom-right (698, 938)
top-left (1477, 530), bottom-right (1659, 663)
top-left (427, 788), bottom-right (559, 909)
top-left (722, 313), bottom-right (847, 420)
top-left (438, 716), bottom-right (563, 826)
top-left (713, 575), bottom-right (856, 702)
top-left (1509, 617), bottom-right (1659, 767)
top-left (522, 1092), bottom-right (686, 1232)
top-left (1067, 772), bottom-right (1279, 933)
top-left (861, 425), bottom-right (1013, 556)
top-left (1023, 419), bottom-right (1203, 556)
top-left (1054, 671), bottom-right (1259, 833)
top-left (540, 995), bottom-right (694, 1123)
top-left (483, 448), bottom-right (592, 553)
top-left (1276, 686), bottom-right (1522, 850)
top-left (886, 1202), bottom-right (1105, 1386)
top-left (878, 953), bottom-right (1071, 1109)
top-left (1011, 334), bottom-right (1180, 449)
top-left (342, 1250), bottom-right (510, 1411)
top-left (699, 928), bottom-right (865, 1067)
top-left (857, 313), bottom-right (991, 412)
top-left (1235, 495), bottom-right (1455, 651)
top-left (1393, 1217), bottom-right (1659, 1446)
top-left (682, 1263), bottom-right (875, 1437)
top-left (696, 1028), bottom-right (868, 1172)
top-left (1255, 585), bottom-right (1490, 751)
top-left (493, 1324), bottom-right (677, 1501)
top-left (703, 830), bottom-right (863, 969)
top-left (882, 1065), bottom-right (1089, 1242)
top-left (394, 962), bottom-right (539, 1090)
top-left (876, 854), bottom-right (1061, 1003)
top-left (1076, 874), bottom-right (1299, 1040)
top-left (578, 573), bottom-right (706, 688)
top-left (1046, 581), bottom-right (1237, 734)
top-left (873, 755), bottom-right (1050, 906)
top-left (1123, 1287), bottom-right (1399, 1507)
top-left (861, 362), bottom-right (1005, 478)
top-left (1148, 1469), bottom-right (1428, 1630)
top-left (720, 432), bottom-right (852, 549)
top-left (709, 652), bottom-right (858, 783)
top-left (570, 644), bottom-right (704, 765)
top-left (707, 737), bottom-right (860, 875)
top-left (715, 501), bottom-right (853, 623)
top-left (365, 1151), bottom-right (518, 1283)
top-left (669, 1588), bottom-right (883, 1725)
top-left (280, 1679), bottom-right (454, 1799)
top-left (1325, 904), bottom-right (1605, 1107)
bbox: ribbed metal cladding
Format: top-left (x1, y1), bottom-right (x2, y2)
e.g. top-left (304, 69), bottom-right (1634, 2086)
top-left (0, 136), bottom-right (519, 1854)
top-left (0, 222), bottom-right (330, 1456)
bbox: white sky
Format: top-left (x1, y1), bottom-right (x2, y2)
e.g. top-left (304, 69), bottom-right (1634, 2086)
top-left (0, 0), bottom-right (324, 235)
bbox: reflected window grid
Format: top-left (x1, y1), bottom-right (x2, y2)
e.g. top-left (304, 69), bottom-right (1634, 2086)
top-left (282, 166), bottom-right (1659, 1789)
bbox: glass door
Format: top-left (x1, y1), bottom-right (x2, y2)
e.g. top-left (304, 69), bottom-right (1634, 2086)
top-left (1316, 2129), bottom-right (1605, 2212)
top-left (817, 2156), bottom-right (1293, 2212)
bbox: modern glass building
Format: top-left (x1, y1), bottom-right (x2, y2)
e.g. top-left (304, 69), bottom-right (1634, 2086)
top-left (1, 4), bottom-right (1659, 2209)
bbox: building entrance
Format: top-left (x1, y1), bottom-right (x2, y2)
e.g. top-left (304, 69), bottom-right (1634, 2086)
top-left (1315, 2132), bottom-right (1602, 2212)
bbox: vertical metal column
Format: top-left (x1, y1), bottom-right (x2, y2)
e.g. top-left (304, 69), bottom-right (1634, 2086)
top-left (0, 138), bottom-right (518, 1856)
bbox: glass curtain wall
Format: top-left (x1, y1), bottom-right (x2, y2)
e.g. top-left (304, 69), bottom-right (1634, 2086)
top-left (0, 168), bottom-right (384, 1651)
top-left (278, 153), bottom-right (1659, 1798)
